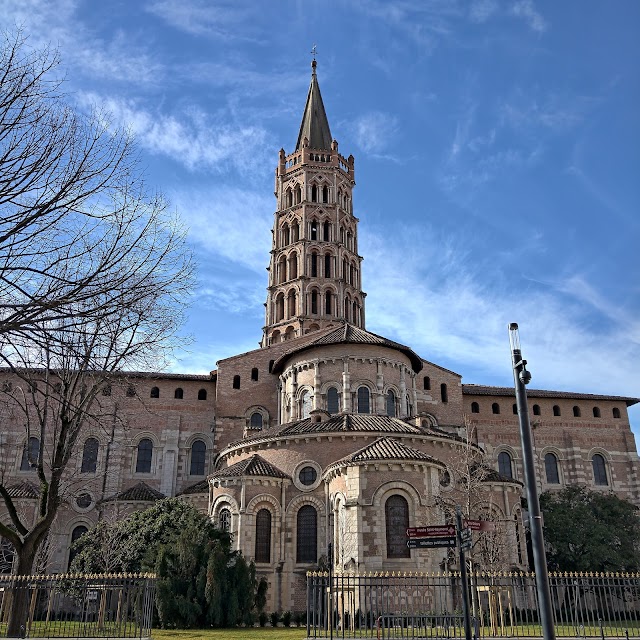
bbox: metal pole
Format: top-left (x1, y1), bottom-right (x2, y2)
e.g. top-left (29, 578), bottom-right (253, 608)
top-left (456, 506), bottom-right (472, 640)
top-left (508, 323), bottom-right (556, 640)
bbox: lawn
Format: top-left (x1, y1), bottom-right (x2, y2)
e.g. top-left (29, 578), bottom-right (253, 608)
top-left (153, 629), bottom-right (308, 640)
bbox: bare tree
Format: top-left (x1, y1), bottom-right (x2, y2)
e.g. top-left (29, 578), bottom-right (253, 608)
top-left (0, 31), bottom-right (193, 636)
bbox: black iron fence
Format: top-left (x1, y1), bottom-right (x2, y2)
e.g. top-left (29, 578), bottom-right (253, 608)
top-left (307, 571), bottom-right (640, 638)
top-left (0, 573), bottom-right (156, 639)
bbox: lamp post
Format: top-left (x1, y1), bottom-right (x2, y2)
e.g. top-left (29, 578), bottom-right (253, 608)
top-left (508, 323), bottom-right (555, 640)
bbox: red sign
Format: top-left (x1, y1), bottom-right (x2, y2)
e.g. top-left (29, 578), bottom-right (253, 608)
top-left (406, 525), bottom-right (456, 538)
top-left (464, 519), bottom-right (496, 532)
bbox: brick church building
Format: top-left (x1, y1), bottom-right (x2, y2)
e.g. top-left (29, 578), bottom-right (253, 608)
top-left (1, 61), bottom-right (638, 613)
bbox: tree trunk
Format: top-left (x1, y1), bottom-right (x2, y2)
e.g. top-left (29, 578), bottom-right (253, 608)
top-left (6, 545), bottom-right (37, 638)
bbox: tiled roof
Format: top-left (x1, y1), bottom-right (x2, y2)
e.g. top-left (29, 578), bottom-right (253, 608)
top-left (176, 479), bottom-right (209, 495)
top-left (5, 481), bottom-right (39, 499)
top-left (102, 482), bottom-right (165, 503)
top-left (331, 437), bottom-right (443, 468)
top-left (470, 464), bottom-right (523, 485)
top-left (462, 384), bottom-right (639, 406)
top-left (211, 454), bottom-right (289, 480)
top-left (271, 323), bottom-right (423, 374)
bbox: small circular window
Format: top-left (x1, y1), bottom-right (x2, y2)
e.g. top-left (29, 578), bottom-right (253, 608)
top-left (299, 466), bottom-right (317, 486)
top-left (76, 493), bottom-right (92, 509)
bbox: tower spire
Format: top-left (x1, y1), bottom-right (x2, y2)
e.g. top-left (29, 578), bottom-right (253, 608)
top-left (295, 60), bottom-right (332, 151)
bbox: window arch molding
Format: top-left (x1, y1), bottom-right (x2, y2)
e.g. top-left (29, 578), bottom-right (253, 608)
top-left (541, 449), bottom-right (562, 485)
top-left (587, 448), bottom-right (612, 487)
top-left (244, 406), bottom-right (270, 430)
top-left (80, 436), bottom-right (100, 474)
top-left (295, 386), bottom-right (314, 420)
top-left (246, 494), bottom-right (281, 520)
top-left (371, 480), bottom-right (423, 512)
top-left (285, 495), bottom-right (325, 565)
top-left (495, 446), bottom-right (518, 480)
top-left (131, 433), bottom-right (158, 474)
top-left (66, 519), bottom-right (92, 570)
top-left (210, 495), bottom-right (239, 530)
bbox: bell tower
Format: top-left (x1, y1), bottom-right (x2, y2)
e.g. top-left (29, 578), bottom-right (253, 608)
top-left (262, 61), bottom-right (366, 347)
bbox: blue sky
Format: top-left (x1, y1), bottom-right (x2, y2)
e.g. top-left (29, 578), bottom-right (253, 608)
top-left (2, 1), bottom-right (639, 439)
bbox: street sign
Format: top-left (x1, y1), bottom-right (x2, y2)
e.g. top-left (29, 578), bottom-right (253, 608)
top-left (464, 519), bottom-right (496, 532)
top-left (406, 525), bottom-right (456, 538)
top-left (407, 536), bottom-right (456, 549)
top-left (461, 540), bottom-right (473, 552)
top-left (460, 528), bottom-right (472, 541)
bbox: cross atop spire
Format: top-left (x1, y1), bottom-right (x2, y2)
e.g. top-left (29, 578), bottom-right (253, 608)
top-left (295, 60), bottom-right (332, 151)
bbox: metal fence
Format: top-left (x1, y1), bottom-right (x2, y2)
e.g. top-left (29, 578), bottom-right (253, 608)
top-left (307, 571), bottom-right (640, 638)
top-left (0, 573), bottom-right (156, 639)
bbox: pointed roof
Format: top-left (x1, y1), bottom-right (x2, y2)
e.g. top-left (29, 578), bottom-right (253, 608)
top-left (334, 436), bottom-right (443, 466)
top-left (295, 60), bottom-right (332, 151)
top-left (102, 481), bottom-right (165, 503)
top-left (271, 323), bottom-right (423, 373)
top-left (211, 454), bottom-right (289, 480)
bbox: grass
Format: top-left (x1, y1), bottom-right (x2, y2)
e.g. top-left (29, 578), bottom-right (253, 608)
top-left (153, 629), bottom-right (308, 640)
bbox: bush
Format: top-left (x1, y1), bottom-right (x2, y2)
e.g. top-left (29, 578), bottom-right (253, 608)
top-left (270, 611), bottom-right (280, 627)
top-left (293, 610), bottom-right (306, 626)
top-left (282, 610), bottom-right (292, 627)
top-left (258, 611), bottom-right (268, 627)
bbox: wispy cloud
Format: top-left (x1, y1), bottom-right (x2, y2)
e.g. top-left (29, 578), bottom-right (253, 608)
top-left (76, 92), bottom-right (273, 174)
top-left (3, 0), bottom-right (163, 84)
top-left (361, 223), bottom-right (640, 400)
top-left (352, 111), bottom-right (399, 157)
top-left (146, 0), bottom-right (265, 43)
top-left (510, 0), bottom-right (548, 33)
top-left (469, 0), bottom-right (499, 23)
top-left (168, 186), bottom-right (273, 273)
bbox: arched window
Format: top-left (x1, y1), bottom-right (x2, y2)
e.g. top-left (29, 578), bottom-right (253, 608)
top-left (233, 375), bottom-right (241, 389)
top-left (357, 386), bottom-right (370, 414)
top-left (300, 391), bottom-right (312, 419)
top-left (20, 437), bottom-right (40, 471)
top-left (174, 387), bottom-right (183, 399)
top-left (323, 221), bottom-right (330, 241)
top-left (423, 376), bottom-right (431, 391)
top-left (294, 185), bottom-right (301, 204)
top-left (385, 495), bottom-right (410, 558)
top-left (592, 406), bottom-right (601, 418)
top-left (296, 505), bottom-right (317, 563)
top-left (471, 402), bottom-right (480, 414)
top-left (251, 368), bottom-right (259, 381)
top-left (492, 402), bottom-right (500, 415)
top-left (276, 293), bottom-right (285, 321)
top-left (81, 438), bottom-right (99, 473)
top-left (573, 406), bottom-right (581, 417)
top-left (136, 439), bottom-right (153, 473)
top-left (197, 388), bottom-right (207, 401)
top-left (68, 525), bottom-right (88, 570)
top-left (386, 390), bottom-right (396, 417)
top-left (287, 290), bottom-right (296, 318)
top-left (190, 440), bottom-right (206, 475)
top-left (498, 452), bottom-right (513, 479)
top-left (311, 253), bottom-right (318, 277)
top-left (255, 509), bottom-right (272, 563)
top-left (311, 185), bottom-right (317, 202)
top-left (150, 386), bottom-right (159, 398)
top-left (250, 412), bottom-right (263, 429)
top-left (353, 301), bottom-right (359, 325)
top-left (286, 188), bottom-right (292, 208)
top-left (513, 403), bottom-right (518, 415)
top-left (218, 508), bottom-right (231, 532)
top-left (310, 220), bottom-right (318, 240)
top-left (440, 383), bottom-right (448, 403)
top-left (612, 407), bottom-right (621, 419)
top-left (325, 292), bottom-right (332, 315)
top-left (344, 296), bottom-right (350, 322)
top-left (545, 453), bottom-right (560, 484)
top-left (311, 290), bottom-right (318, 314)
top-left (327, 387), bottom-right (339, 414)
top-left (324, 253), bottom-right (331, 277)
top-left (282, 224), bottom-right (290, 246)
top-left (532, 404), bottom-right (540, 416)
top-left (288, 253), bottom-right (297, 279)
top-left (278, 256), bottom-right (286, 283)
top-left (553, 405), bottom-right (561, 416)
top-left (322, 185), bottom-right (328, 203)
top-left (292, 222), bottom-right (299, 242)
top-left (592, 454), bottom-right (608, 486)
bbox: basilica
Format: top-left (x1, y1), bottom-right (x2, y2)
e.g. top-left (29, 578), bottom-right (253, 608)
top-left (1, 61), bottom-right (638, 614)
